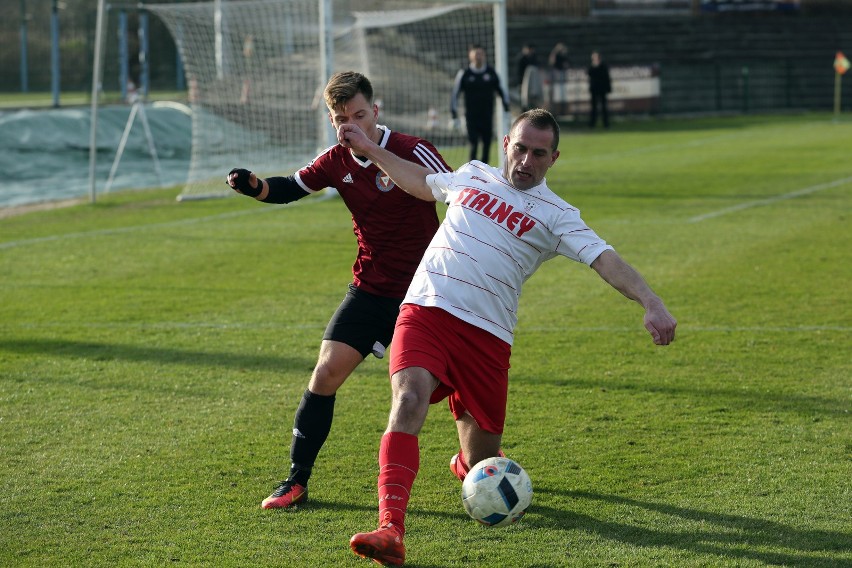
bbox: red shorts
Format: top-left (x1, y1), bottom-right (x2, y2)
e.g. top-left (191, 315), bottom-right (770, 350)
top-left (390, 304), bottom-right (511, 434)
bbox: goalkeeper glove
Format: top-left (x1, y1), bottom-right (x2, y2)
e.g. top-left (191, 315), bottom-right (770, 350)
top-left (227, 168), bottom-right (262, 197)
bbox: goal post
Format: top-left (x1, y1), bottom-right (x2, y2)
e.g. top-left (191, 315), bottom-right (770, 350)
top-left (143, 0), bottom-right (507, 201)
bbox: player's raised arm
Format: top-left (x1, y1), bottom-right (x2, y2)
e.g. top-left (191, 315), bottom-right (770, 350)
top-left (337, 124), bottom-right (437, 202)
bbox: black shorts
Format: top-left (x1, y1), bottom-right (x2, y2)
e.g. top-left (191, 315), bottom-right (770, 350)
top-left (323, 283), bottom-right (403, 359)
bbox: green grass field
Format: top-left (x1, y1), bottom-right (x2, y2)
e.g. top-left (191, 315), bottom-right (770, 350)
top-left (1, 113), bottom-right (850, 567)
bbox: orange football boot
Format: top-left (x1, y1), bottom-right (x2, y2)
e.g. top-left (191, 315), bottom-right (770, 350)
top-left (350, 512), bottom-right (405, 566)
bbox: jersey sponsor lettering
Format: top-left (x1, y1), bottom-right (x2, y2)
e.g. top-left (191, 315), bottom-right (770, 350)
top-left (455, 187), bottom-right (536, 237)
top-left (411, 161), bottom-right (613, 345)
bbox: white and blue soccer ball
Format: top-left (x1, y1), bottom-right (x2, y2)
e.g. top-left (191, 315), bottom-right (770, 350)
top-left (461, 456), bottom-right (533, 527)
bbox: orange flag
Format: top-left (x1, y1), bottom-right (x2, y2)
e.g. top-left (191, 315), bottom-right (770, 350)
top-left (835, 51), bottom-right (850, 75)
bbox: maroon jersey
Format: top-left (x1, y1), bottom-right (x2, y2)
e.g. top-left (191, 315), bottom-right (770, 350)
top-left (294, 126), bottom-right (450, 298)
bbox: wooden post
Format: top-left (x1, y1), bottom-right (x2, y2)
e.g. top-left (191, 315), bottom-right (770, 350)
top-left (834, 72), bottom-right (842, 122)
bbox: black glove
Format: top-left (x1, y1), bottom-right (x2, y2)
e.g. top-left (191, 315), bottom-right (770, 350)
top-left (227, 167), bottom-right (262, 197)
top-left (451, 110), bottom-right (458, 120)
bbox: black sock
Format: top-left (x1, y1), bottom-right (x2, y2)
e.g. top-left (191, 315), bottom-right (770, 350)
top-left (288, 390), bottom-right (335, 486)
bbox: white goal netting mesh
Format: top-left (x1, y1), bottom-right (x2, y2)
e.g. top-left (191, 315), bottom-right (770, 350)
top-left (146, 0), bottom-right (495, 199)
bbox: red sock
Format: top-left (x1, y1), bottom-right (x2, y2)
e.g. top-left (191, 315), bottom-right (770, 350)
top-left (377, 431), bottom-right (419, 535)
top-left (456, 449), bottom-right (470, 477)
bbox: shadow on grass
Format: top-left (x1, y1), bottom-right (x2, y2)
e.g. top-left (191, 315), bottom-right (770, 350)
top-left (259, 492), bottom-right (852, 567)
top-left (533, 487), bottom-right (851, 566)
top-left (531, 373), bottom-right (848, 419)
top-left (0, 337), bottom-right (316, 373)
top-left (261, 498), bottom-right (460, 568)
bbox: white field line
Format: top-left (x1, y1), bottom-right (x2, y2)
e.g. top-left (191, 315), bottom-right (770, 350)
top-left (557, 120), bottom-right (850, 224)
top-left (688, 175), bottom-right (852, 223)
top-left (3, 322), bottom-right (849, 333)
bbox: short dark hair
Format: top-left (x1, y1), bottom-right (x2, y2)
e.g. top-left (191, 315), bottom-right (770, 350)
top-left (511, 108), bottom-right (560, 151)
top-left (324, 71), bottom-right (373, 111)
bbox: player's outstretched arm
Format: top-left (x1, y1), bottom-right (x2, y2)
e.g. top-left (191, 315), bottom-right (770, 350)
top-left (590, 250), bottom-right (677, 346)
top-left (226, 168), bottom-right (308, 203)
top-left (337, 124), bottom-right (436, 202)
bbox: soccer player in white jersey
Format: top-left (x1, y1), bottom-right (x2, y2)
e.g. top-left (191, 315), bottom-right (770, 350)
top-left (338, 108), bottom-right (676, 567)
top-left (226, 71), bottom-right (451, 512)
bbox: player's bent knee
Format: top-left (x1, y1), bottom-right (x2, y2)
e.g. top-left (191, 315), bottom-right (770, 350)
top-left (387, 388), bottom-right (429, 433)
top-left (308, 364), bottom-right (350, 395)
top-left (392, 387), bottom-right (428, 411)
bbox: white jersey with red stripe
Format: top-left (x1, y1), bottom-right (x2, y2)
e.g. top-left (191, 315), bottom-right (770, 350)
top-left (405, 160), bottom-right (613, 345)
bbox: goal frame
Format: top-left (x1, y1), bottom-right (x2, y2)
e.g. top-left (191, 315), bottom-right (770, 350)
top-left (87, 0), bottom-right (508, 203)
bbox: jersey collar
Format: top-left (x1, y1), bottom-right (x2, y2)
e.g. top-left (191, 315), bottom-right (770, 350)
top-left (350, 125), bottom-right (390, 168)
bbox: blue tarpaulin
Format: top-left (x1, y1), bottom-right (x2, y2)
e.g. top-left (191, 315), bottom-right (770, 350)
top-left (0, 104), bottom-right (192, 208)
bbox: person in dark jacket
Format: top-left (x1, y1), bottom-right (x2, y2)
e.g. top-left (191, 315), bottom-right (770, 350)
top-left (587, 50), bottom-right (612, 129)
top-left (516, 43), bottom-right (539, 87)
top-left (451, 44), bottom-right (510, 164)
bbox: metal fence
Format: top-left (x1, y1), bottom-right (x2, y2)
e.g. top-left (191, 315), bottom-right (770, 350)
top-left (1, 0), bottom-right (851, 114)
top-left (0, 0), bottom-right (180, 96)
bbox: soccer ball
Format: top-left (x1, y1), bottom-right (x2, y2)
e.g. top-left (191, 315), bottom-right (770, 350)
top-left (461, 456), bottom-right (533, 527)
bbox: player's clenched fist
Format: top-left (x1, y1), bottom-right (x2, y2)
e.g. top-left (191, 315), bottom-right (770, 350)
top-left (226, 167), bottom-right (262, 197)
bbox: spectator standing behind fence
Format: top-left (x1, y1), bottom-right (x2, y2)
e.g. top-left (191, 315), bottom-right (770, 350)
top-left (451, 44), bottom-right (510, 165)
top-left (549, 42), bottom-right (569, 72)
top-left (587, 50), bottom-right (612, 129)
top-left (516, 44), bottom-right (541, 111)
top-left (548, 42), bottom-right (570, 115)
top-left (240, 33), bottom-right (255, 104)
top-left (516, 43), bottom-right (539, 87)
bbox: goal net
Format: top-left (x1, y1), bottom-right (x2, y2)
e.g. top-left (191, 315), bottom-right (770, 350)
top-left (146, 0), bottom-right (499, 200)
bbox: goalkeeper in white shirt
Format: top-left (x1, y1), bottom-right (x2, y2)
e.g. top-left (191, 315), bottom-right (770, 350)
top-left (338, 108), bottom-right (677, 567)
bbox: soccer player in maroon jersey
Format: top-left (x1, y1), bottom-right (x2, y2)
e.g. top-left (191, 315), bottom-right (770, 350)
top-left (226, 71), bottom-right (451, 510)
